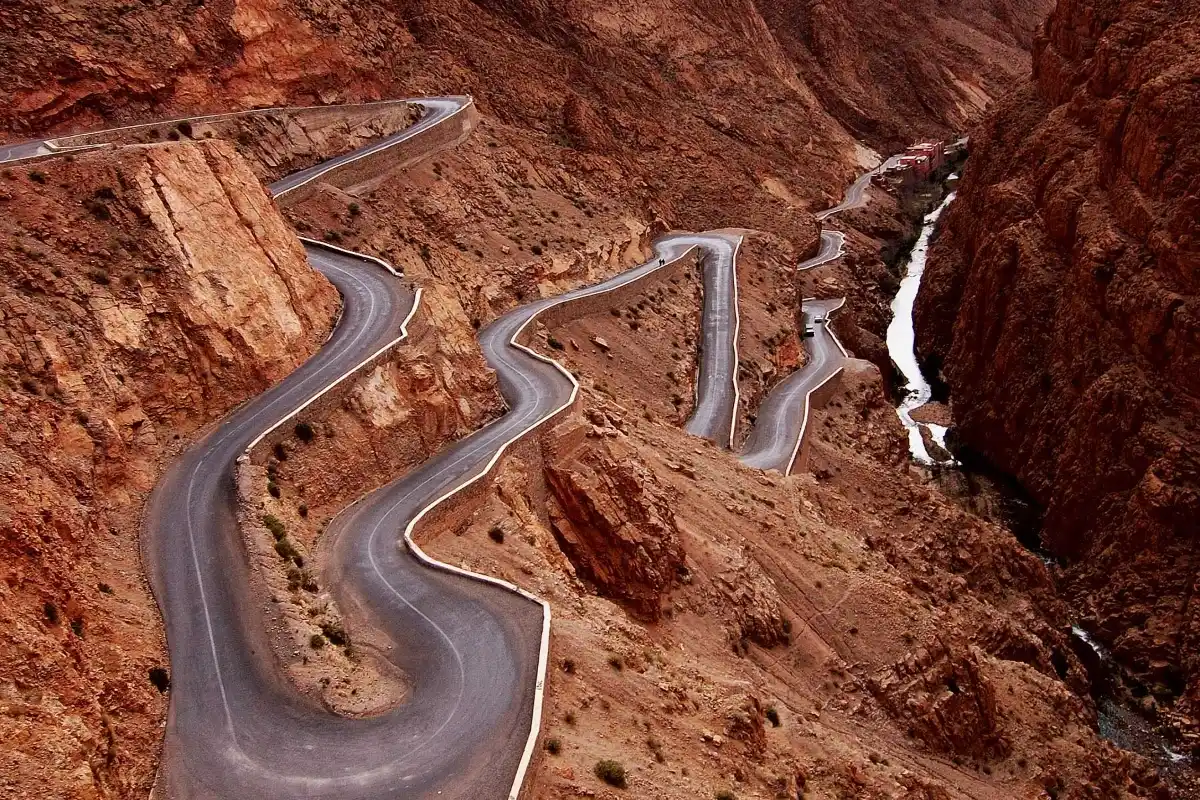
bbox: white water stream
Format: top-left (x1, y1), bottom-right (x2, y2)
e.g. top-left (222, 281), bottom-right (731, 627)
top-left (886, 189), bottom-right (957, 465)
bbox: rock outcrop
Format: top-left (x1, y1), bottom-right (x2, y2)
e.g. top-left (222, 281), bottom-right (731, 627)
top-left (867, 641), bottom-right (1007, 759)
top-left (545, 422), bottom-right (687, 620)
top-left (915, 0), bottom-right (1200, 713)
top-left (0, 142), bottom-right (336, 797)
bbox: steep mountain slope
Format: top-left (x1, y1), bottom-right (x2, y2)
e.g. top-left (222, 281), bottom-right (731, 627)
top-left (0, 143), bottom-right (338, 797)
top-left (1, 0), bottom-right (1048, 215)
top-left (916, 0), bottom-right (1199, 721)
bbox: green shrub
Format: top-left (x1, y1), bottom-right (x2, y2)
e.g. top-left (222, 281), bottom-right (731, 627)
top-left (531, 244), bottom-right (543, 256)
top-left (268, 481), bottom-right (281, 499)
top-left (301, 570), bottom-right (318, 592)
top-left (488, 524), bottom-right (505, 544)
top-left (70, 617), bottom-right (84, 638)
top-left (309, 633), bottom-right (326, 649)
top-left (28, 170), bottom-right (45, 184)
top-left (274, 537), bottom-right (299, 561)
top-left (594, 759), bottom-right (626, 788)
top-left (262, 514), bottom-right (286, 540)
top-left (547, 336), bottom-right (565, 351)
top-left (544, 737), bottom-right (562, 755)
top-left (348, 202), bottom-right (361, 216)
top-left (43, 602), bottom-right (59, 624)
top-left (273, 442), bottom-right (287, 461)
top-left (298, 503), bottom-right (309, 518)
top-left (320, 621), bottom-right (348, 646)
top-left (98, 582), bottom-right (113, 595)
top-left (715, 791), bottom-right (736, 800)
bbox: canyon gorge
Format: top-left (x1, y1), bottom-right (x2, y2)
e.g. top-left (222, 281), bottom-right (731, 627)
top-left (2, 0), bottom-right (1196, 798)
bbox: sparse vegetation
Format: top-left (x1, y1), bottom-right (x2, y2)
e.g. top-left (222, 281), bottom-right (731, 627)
top-left (488, 524), bottom-right (505, 544)
top-left (765, 706), bottom-right (781, 727)
top-left (544, 737), bottom-right (562, 755)
top-left (323, 230), bottom-right (343, 243)
top-left (298, 503), bottom-right (309, 518)
top-left (320, 621), bottom-right (348, 646)
top-left (70, 617), bottom-right (85, 638)
top-left (43, 602), bottom-right (59, 624)
top-left (531, 244), bottom-right (543, 256)
top-left (274, 537), bottom-right (299, 562)
top-left (98, 582), bottom-right (113, 595)
top-left (594, 760), bottom-right (627, 788)
top-left (348, 202), bottom-right (361, 216)
top-left (268, 481), bottom-right (281, 499)
top-left (547, 335), bottom-right (565, 351)
top-left (274, 442), bottom-right (287, 461)
top-left (28, 170), bottom-right (46, 184)
top-left (309, 633), bottom-right (326, 649)
top-left (607, 655), bottom-right (623, 671)
top-left (262, 514), bottom-right (286, 540)
top-left (716, 790), bottom-right (736, 800)
top-left (176, 121), bottom-right (193, 138)
top-left (562, 658), bottom-right (576, 674)
top-left (294, 421), bottom-right (315, 442)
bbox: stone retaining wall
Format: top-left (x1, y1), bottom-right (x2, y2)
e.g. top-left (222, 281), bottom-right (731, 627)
top-left (275, 102), bottom-right (479, 206)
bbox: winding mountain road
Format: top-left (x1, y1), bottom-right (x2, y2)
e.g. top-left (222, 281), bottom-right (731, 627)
top-left (739, 297), bottom-right (847, 473)
top-left (736, 159), bottom-right (894, 473)
top-left (5, 96), bottom-right (894, 797)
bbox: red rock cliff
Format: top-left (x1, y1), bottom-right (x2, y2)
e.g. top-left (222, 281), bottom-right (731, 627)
top-left (915, 0), bottom-right (1199, 712)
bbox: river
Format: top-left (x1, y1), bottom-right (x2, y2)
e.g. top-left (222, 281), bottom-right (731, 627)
top-left (886, 189), bottom-right (957, 465)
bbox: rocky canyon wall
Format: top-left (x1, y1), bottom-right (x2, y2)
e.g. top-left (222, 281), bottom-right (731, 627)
top-left (0, 141), bottom-right (338, 796)
top-left (915, 0), bottom-right (1199, 716)
top-left (2, 0), bottom-right (1048, 219)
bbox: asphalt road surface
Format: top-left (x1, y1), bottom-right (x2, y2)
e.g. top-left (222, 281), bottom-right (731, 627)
top-left (738, 298), bottom-right (845, 472)
top-left (4, 97), bottom-right (761, 798)
top-left (671, 232), bottom-right (743, 448)
top-left (132, 97), bottom-right (566, 799)
top-left (269, 97), bottom-right (467, 198)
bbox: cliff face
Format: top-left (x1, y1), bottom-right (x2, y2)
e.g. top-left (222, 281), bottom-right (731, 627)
top-left (0, 142), bottom-right (337, 796)
top-left (915, 0), bottom-right (1199, 711)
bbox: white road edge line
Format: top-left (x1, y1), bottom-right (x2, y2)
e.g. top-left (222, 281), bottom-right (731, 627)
top-left (297, 236), bottom-right (402, 277)
top-left (727, 236), bottom-right (744, 450)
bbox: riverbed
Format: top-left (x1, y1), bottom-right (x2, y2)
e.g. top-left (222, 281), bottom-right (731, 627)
top-left (886, 189), bottom-right (957, 464)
